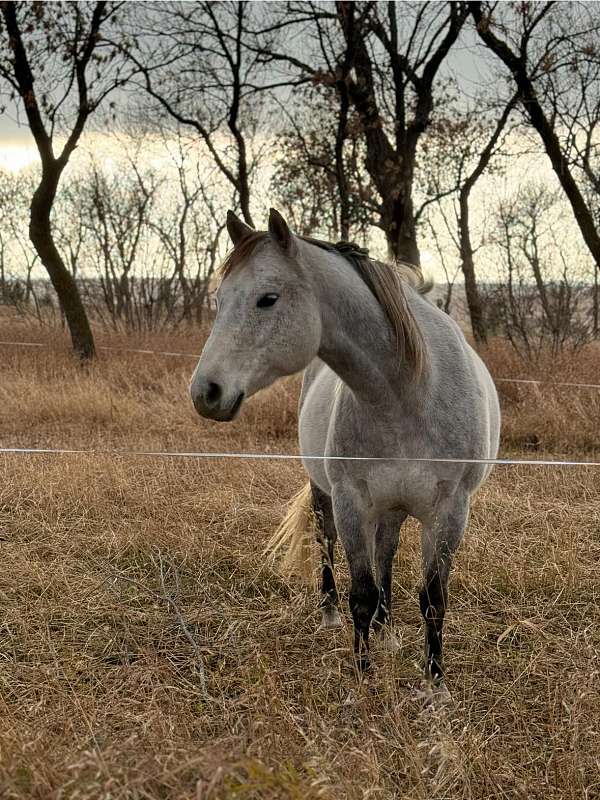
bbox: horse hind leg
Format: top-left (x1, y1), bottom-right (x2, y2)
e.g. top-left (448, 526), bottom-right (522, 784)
top-left (311, 483), bottom-right (342, 629)
top-left (419, 493), bottom-right (469, 684)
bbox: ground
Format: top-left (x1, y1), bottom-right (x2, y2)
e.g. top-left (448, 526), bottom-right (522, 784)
top-left (0, 318), bottom-right (599, 800)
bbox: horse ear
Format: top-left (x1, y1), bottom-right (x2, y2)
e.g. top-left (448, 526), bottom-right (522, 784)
top-left (226, 210), bottom-right (254, 246)
top-left (268, 208), bottom-right (294, 253)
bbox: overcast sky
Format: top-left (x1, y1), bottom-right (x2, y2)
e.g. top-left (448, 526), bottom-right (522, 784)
top-left (0, 7), bottom-right (497, 145)
top-left (5, 4), bottom-right (580, 287)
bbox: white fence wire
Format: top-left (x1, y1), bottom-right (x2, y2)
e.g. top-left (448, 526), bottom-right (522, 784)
top-left (1, 447), bottom-right (599, 468)
top-left (0, 340), bottom-right (598, 468)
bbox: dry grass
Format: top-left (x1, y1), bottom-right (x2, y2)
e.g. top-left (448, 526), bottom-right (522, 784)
top-left (484, 339), bottom-right (600, 453)
top-left (0, 319), bottom-right (599, 799)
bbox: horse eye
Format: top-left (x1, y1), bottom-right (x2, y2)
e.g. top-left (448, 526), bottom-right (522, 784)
top-left (257, 293), bottom-right (279, 308)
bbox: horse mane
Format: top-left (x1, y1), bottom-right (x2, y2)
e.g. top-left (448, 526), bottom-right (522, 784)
top-left (218, 232), bottom-right (430, 379)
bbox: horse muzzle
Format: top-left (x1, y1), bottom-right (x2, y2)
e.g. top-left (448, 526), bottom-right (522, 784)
top-left (190, 376), bottom-right (245, 422)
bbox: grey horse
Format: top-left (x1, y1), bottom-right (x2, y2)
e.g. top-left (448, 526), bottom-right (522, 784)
top-left (190, 208), bottom-right (500, 683)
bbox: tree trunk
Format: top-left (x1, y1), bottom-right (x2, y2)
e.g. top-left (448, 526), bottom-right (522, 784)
top-left (384, 175), bottom-right (420, 266)
top-left (334, 81), bottom-right (351, 241)
top-left (521, 85), bottom-right (600, 272)
top-left (237, 154), bottom-right (254, 227)
top-left (593, 263), bottom-right (599, 338)
top-left (459, 189), bottom-right (487, 344)
top-left (456, 95), bottom-right (515, 345)
top-left (30, 175), bottom-right (96, 360)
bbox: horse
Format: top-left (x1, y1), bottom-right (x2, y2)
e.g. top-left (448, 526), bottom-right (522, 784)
top-left (190, 208), bottom-right (500, 685)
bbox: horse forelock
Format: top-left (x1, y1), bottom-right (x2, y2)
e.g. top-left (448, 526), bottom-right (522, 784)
top-left (218, 231), bottom-right (270, 280)
top-left (217, 230), bottom-right (428, 379)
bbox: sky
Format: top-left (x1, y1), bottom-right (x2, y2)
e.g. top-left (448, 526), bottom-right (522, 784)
top-left (0, 4), bottom-right (592, 285)
top-left (1, 123), bottom-right (586, 291)
top-left (0, 2), bottom-right (497, 151)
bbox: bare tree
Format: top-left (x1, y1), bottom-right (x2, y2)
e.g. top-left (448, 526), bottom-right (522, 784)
top-left (0, 167), bottom-right (20, 301)
top-left (52, 132), bottom-right (226, 331)
top-left (418, 95), bottom-right (518, 343)
top-left (84, 157), bottom-right (161, 328)
top-left (539, 17), bottom-right (600, 335)
top-left (470, 1), bottom-right (600, 300)
top-left (455, 99), bottom-right (517, 344)
top-left (53, 183), bottom-right (92, 283)
top-left (486, 183), bottom-right (593, 358)
top-left (270, 85), bottom-right (376, 243)
top-left (146, 131), bottom-right (228, 324)
top-left (255, 1), bottom-right (469, 264)
top-left (424, 216), bottom-right (461, 314)
top-left (0, 166), bottom-right (46, 317)
top-left (127, 1), bottom-right (271, 227)
top-left (0, 1), bottom-right (131, 358)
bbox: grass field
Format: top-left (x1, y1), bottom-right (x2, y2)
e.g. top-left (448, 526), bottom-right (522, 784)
top-left (0, 319), bottom-right (599, 799)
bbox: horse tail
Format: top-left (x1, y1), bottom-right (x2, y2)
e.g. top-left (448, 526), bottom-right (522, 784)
top-left (264, 482), bottom-right (315, 583)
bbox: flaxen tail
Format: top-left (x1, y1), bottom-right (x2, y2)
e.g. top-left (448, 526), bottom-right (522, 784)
top-left (264, 482), bottom-right (316, 583)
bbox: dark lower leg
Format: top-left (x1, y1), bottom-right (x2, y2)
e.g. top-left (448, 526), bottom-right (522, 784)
top-left (349, 571), bottom-right (380, 671)
top-left (419, 497), bottom-right (468, 683)
top-left (319, 534), bottom-right (337, 608)
top-left (331, 482), bottom-right (378, 671)
top-left (419, 567), bottom-right (448, 683)
top-left (372, 514), bottom-right (405, 630)
top-left (372, 582), bottom-right (391, 630)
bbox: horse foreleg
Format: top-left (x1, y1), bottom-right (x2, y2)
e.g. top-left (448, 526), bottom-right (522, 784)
top-left (419, 493), bottom-right (469, 684)
top-left (372, 510), bottom-right (408, 633)
top-left (331, 482), bottom-right (379, 671)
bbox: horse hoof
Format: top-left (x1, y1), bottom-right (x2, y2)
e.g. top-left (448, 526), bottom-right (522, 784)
top-left (319, 607), bottom-right (343, 630)
top-left (382, 630), bottom-right (402, 653)
top-left (372, 626), bottom-right (402, 653)
top-left (428, 681), bottom-right (453, 710)
top-left (417, 677), bottom-right (453, 711)
top-left (343, 689), bottom-right (358, 706)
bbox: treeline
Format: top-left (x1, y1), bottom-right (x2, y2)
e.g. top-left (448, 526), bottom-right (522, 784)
top-left (0, 136), bottom-right (225, 331)
top-left (0, 1), bottom-right (599, 359)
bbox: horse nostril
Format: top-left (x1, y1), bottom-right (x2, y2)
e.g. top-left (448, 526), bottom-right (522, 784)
top-left (206, 381), bottom-right (222, 406)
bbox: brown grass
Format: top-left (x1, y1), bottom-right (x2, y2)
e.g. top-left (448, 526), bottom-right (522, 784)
top-left (483, 339), bottom-right (600, 453)
top-left (0, 319), bottom-right (599, 799)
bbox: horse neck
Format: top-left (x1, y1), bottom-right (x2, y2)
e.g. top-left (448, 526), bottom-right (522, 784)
top-left (305, 245), bottom-right (413, 404)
